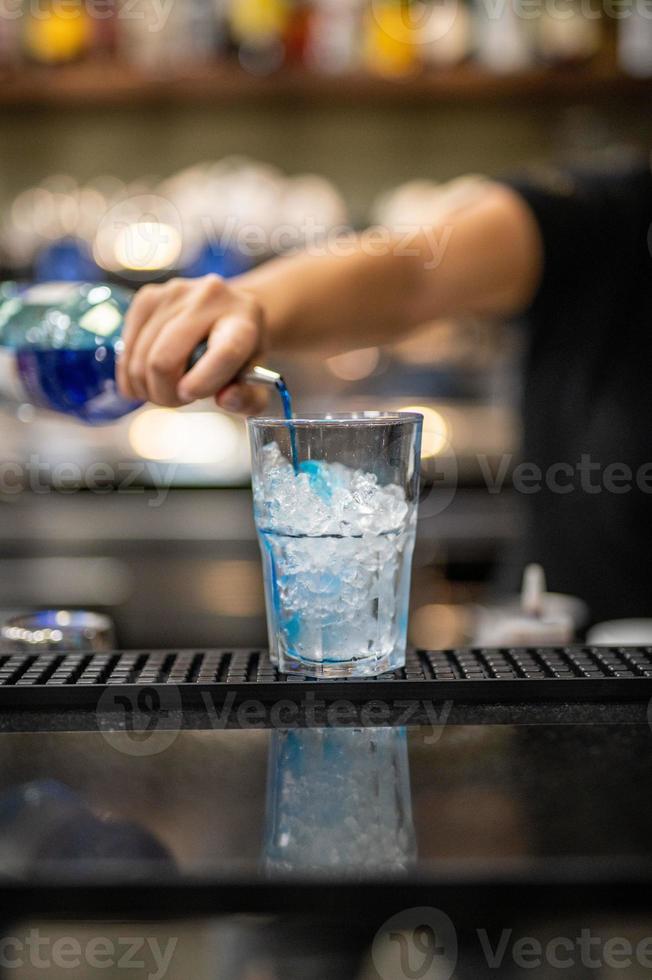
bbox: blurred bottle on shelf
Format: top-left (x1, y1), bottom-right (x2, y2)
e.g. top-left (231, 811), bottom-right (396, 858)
top-left (229, 0), bottom-right (289, 73)
top-left (473, 0), bottom-right (533, 73)
top-left (618, 10), bottom-right (652, 77)
top-left (0, 0), bottom-right (621, 76)
top-left (117, 0), bottom-right (221, 69)
top-left (0, 3), bottom-right (22, 68)
top-left (187, 0), bottom-right (228, 62)
top-left (304, 0), bottom-right (363, 73)
top-left (284, 0), bottom-right (313, 63)
top-left (23, 0), bottom-right (91, 63)
top-left (91, 0), bottom-right (119, 58)
top-left (420, 0), bottom-right (471, 68)
top-left (363, 0), bottom-right (418, 76)
top-left (536, 1), bottom-right (602, 65)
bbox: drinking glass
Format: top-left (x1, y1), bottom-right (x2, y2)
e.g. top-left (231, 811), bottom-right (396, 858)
top-left (248, 412), bottom-right (422, 678)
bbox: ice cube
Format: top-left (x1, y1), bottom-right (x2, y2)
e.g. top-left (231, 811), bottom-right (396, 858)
top-left (255, 441), bottom-right (412, 536)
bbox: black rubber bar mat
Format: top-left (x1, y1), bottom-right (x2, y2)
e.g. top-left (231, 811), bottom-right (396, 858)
top-left (0, 646), bottom-right (651, 707)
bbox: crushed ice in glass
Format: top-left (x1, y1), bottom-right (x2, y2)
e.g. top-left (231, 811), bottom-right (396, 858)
top-left (253, 441), bottom-right (409, 536)
top-left (253, 441), bottom-right (416, 672)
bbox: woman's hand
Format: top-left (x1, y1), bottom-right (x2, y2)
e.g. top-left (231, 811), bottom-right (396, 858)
top-left (117, 274), bottom-right (268, 415)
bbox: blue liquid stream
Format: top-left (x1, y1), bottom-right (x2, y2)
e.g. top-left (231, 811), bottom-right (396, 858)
top-left (275, 376), bottom-right (298, 470)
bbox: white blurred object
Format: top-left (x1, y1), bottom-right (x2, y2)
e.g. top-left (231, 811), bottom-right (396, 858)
top-left (2, 175), bottom-right (125, 269)
top-left (421, 0), bottom-right (471, 67)
top-left (537, 5), bottom-right (601, 64)
top-left (520, 562), bottom-right (546, 618)
top-left (4, 159), bottom-right (350, 274)
top-left (219, 161), bottom-right (286, 243)
top-left (473, 0), bottom-right (533, 73)
top-left (118, 0), bottom-right (197, 68)
top-left (128, 407), bottom-right (244, 466)
top-left (327, 346), bottom-right (380, 380)
top-left (93, 191), bottom-right (184, 274)
top-left (162, 159), bottom-right (349, 261)
top-left (473, 564), bottom-right (584, 647)
top-left (587, 619), bottom-right (652, 646)
top-left (280, 174), bottom-right (349, 247)
top-left (372, 179), bottom-right (441, 228)
top-left (305, 0), bottom-right (363, 73)
top-left (371, 175), bottom-right (488, 229)
top-left (147, 167), bottom-right (205, 266)
top-left (618, 12), bottom-right (652, 78)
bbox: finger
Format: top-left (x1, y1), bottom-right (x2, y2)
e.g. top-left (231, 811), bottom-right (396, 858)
top-left (217, 382), bottom-right (269, 416)
top-left (117, 284), bottom-right (164, 398)
top-left (127, 296), bottom-right (209, 402)
top-left (145, 311), bottom-right (218, 407)
top-left (177, 314), bottom-right (260, 403)
top-left (127, 276), bottom-right (227, 402)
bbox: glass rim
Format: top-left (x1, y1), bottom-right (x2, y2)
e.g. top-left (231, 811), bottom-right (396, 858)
top-left (247, 411), bottom-right (423, 428)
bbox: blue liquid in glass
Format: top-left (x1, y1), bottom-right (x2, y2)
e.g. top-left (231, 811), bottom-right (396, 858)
top-left (16, 347), bottom-right (142, 424)
top-left (275, 376), bottom-right (298, 470)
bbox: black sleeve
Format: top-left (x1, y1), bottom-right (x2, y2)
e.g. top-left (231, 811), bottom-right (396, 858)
top-left (501, 155), bottom-right (652, 329)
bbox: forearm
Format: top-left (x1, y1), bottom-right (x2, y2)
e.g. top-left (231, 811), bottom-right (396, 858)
top-left (238, 182), bottom-right (543, 354)
top-left (117, 182), bottom-right (543, 414)
top-left (236, 245), bottom-right (419, 355)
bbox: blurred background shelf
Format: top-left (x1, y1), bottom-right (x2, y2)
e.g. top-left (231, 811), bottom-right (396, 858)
top-left (1, 61), bottom-right (651, 108)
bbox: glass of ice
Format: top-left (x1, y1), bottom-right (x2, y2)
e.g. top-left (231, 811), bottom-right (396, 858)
top-left (248, 412), bottom-right (422, 678)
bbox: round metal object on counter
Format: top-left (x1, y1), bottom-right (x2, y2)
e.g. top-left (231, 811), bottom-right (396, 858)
top-left (1, 610), bottom-right (115, 653)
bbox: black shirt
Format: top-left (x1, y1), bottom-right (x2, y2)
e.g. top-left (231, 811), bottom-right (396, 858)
top-left (505, 157), bottom-right (652, 622)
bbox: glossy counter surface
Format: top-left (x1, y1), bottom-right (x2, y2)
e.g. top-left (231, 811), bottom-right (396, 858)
top-left (0, 712), bottom-right (651, 921)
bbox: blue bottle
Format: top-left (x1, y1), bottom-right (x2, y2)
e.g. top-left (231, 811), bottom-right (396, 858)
top-left (0, 281), bottom-right (142, 424)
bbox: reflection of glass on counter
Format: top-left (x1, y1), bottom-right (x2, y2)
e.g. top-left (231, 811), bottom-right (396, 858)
top-left (264, 727), bottom-right (416, 875)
